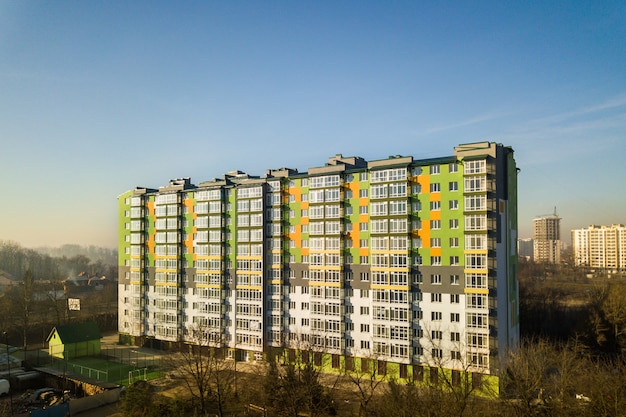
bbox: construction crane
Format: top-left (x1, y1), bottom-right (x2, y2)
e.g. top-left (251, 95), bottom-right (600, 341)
top-left (535, 206), bottom-right (559, 218)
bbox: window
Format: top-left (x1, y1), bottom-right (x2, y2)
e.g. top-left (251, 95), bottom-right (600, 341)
top-left (451, 332), bottom-right (460, 342)
top-left (449, 200), bottom-right (459, 210)
top-left (359, 172), bottom-right (368, 181)
top-left (360, 222), bottom-right (369, 231)
top-left (465, 160), bottom-right (486, 174)
top-left (371, 219), bottom-right (388, 234)
top-left (465, 195), bottom-right (487, 211)
top-left (390, 236), bottom-right (407, 250)
top-left (465, 176), bottom-right (486, 192)
top-left (430, 201), bottom-right (441, 211)
top-left (388, 183), bottom-right (407, 197)
top-left (389, 218), bottom-right (407, 233)
top-left (450, 219), bottom-right (459, 229)
top-left (389, 200), bottom-right (407, 215)
top-left (345, 206), bottom-right (353, 215)
top-left (359, 189), bottom-right (369, 198)
top-left (450, 237), bottom-right (459, 248)
top-left (466, 273), bottom-right (487, 289)
top-left (370, 185), bottom-right (387, 199)
top-left (431, 220), bottom-right (441, 230)
top-left (431, 312), bottom-right (442, 321)
top-left (371, 202), bottom-right (387, 216)
top-left (449, 162), bottom-right (458, 173)
top-left (450, 256), bottom-right (459, 265)
top-left (430, 238), bottom-right (441, 248)
top-left (431, 293), bottom-right (442, 302)
top-left (467, 294), bottom-right (488, 309)
top-left (450, 274), bottom-right (460, 285)
top-left (450, 294), bottom-right (460, 304)
top-left (467, 312), bottom-right (488, 328)
top-left (359, 205), bottom-right (368, 214)
top-left (450, 312), bottom-right (460, 322)
top-left (430, 165), bottom-right (440, 175)
top-left (431, 330), bottom-right (443, 340)
top-left (465, 214), bottom-right (487, 230)
top-left (430, 183), bottom-right (440, 193)
top-left (360, 239), bottom-right (368, 248)
top-left (467, 332), bottom-right (487, 349)
top-left (466, 234), bottom-right (487, 250)
top-left (449, 181), bottom-right (458, 191)
top-left (466, 254), bottom-right (487, 269)
top-left (431, 256), bottom-right (441, 265)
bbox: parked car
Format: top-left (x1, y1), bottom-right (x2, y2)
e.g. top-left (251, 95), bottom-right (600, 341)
top-left (0, 378), bottom-right (9, 396)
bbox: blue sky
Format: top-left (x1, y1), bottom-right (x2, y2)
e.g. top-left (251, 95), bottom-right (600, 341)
top-left (1, 1), bottom-right (624, 248)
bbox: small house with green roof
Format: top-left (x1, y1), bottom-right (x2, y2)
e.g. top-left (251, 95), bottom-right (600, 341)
top-left (47, 322), bottom-right (102, 359)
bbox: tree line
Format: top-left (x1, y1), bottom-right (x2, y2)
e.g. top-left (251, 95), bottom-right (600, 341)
top-left (0, 241), bottom-right (118, 349)
top-left (0, 240), bottom-right (117, 282)
top-left (519, 258), bottom-right (626, 356)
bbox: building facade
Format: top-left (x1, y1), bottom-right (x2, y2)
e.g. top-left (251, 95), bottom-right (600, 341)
top-left (517, 238), bottom-right (533, 260)
top-left (533, 214), bottom-right (561, 264)
top-left (572, 224), bottom-right (626, 272)
top-left (118, 141), bottom-right (519, 379)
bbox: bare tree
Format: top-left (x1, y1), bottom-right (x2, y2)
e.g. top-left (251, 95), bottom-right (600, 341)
top-left (410, 323), bottom-right (493, 417)
top-left (584, 357), bottom-right (626, 417)
top-left (18, 268), bottom-right (34, 350)
top-left (500, 338), bottom-right (588, 417)
top-left (587, 281), bottom-right (626, 354)
top-left (174, 323), bottom-right (235, 417)
top-left (262, 334), bottom-right (338, 417)
top-left (344, 348), bottom-right (387, 417)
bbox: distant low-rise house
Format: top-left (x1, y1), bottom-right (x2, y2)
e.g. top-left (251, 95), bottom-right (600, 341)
top-left (0, 269), bottom-right (17, 292)
top-left (64, 273), bottom-right (113, 296)
top-left (47, 322), bottom-right (102, 359)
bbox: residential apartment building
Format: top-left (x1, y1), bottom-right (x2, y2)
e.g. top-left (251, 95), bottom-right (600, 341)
top-left (572, 224), bottom-right (626, 272)
top-left (118, 141), bottom-right (519, 379)
top-left (533, 213), bottom-right (561, 263)
top-left (517, 238), bottom-right (533, 260)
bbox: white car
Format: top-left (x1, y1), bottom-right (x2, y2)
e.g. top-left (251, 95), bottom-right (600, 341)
top-left (0, 379), bottom-right (9, 396)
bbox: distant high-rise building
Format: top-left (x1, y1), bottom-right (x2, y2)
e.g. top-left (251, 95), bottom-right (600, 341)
top-left (533, 211), bottom-right (561, 263)
top-left (572, 224), bottom-right (626, 271)
top-left (118, 141), bottom-right (519, 383)
top-left (518, 238), bottom-right (533, 260)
